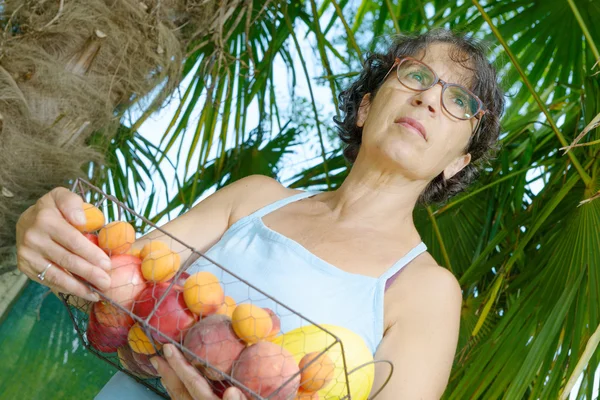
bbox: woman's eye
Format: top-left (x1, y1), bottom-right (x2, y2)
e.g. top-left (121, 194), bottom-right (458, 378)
top-left (453, 97), bottom-right (467, 108)
top-left (408, 72), bottom-right (423, 82)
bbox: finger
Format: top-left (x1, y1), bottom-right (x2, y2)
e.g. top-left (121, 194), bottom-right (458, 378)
top-left (43, 215), bottom-right (112, 272)
top-left (38, 234), bottom-right (111, 291)
top-left (19, 247), bottom-right (100, 301)
top-left (223, 387), bottom-right (248, 400)
top-left (48, 187), bottom-right (88, 227)
top-left (152, 356), bottom-right (193, 400)
top-left (163, 344), bottom-right (219, 400)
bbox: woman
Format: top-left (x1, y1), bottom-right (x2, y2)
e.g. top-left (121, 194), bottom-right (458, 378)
top-left (16, 28), bottom-right (504, 400)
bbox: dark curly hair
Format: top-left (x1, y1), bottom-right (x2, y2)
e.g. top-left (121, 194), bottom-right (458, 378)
top-left (333, 28), bottom-right (505, 205)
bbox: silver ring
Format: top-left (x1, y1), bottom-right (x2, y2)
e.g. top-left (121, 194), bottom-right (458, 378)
top-left (37, 262), bottom-right (53, 281)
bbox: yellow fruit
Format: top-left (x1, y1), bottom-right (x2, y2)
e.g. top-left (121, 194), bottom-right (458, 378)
top-left (139, 240), bottom-right (170, 260)
top-left (128, 323), bottom-right (160, 355)
top-left (74, 203), bottom-right (105, 232)
top-left (231, 304), bottom-right (272, 344)
top-left (273, 325), bottom-right (374, 400)
top-left (98, 221), bottom-right (135, 255)
top-left (183, 271), bottom-right (224, 316)
top-left (141, 249), bottom-right (181, 282)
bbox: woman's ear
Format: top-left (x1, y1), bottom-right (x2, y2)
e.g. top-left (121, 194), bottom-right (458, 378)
top-left (443, 153), bottom-right (472, 180)
top-left (356, 93), bottom-right (372, 127)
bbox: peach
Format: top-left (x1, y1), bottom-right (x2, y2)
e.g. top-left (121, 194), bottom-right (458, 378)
top-left (132, 349), bottom-right (159, 377)
top-left (215, 296), bottom-right (236, 319)
top-left (83, 232), bottom-right (99, 246)
top-left (183, 271), bottom-right (224, 317)
top-left (231, 304), bottom-right (272, 344)
top-left (118, 345), bottom-right (155, 379)
top-left (93, 301), bottom-right (134, 328)
top-left (86, 305), bottom-right (129, 353)
top-left (231, 342), bottom-right (300, 400)
top-left (102, 254), bottom-right (146, 310)
top-left (128, 322), bottom-right (159, 355)
top-left (208, 379), bottom-right (232, 399)
top-left (133, 283), bottom-right (197, 344)
top-left (183, 315), bottom-right (246, 381)
top-left (139, 240), bottom-right (170, 260)
top-left (74, 203), bottom-right (105, 233)
top-left (264, 308), bottom-right (281, 341)
top-left (298, 352), bottom-right (335, 392)
top-left (141, 249), bottom-right (181, 282)
top-left (98, 221), bottom-right (136, 255)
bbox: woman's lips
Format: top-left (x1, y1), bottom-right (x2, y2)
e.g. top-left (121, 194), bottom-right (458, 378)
top-left (394, 117), bottom-right (427, 140)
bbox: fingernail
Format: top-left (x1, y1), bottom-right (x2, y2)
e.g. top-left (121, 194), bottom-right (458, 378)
top-left (86, 293), bottom-right (100, 302)
top-left (163, 344), bottom-right (172, 358)
top-left (150, 357), bottom-right (158, 370)
top-left (73, 210), bottom-right (86, 225)
top-left (99, 259), bottom-right (112, 271)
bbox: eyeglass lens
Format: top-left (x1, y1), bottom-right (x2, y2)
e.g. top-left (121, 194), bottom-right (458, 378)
top-left (397, 59), bottom-right (480, 120)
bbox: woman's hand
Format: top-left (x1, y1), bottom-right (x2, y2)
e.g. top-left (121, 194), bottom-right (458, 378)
top-left (15, 187), bottom-right (113, 301)
top-left (151, 344), bottom-right (247, 400)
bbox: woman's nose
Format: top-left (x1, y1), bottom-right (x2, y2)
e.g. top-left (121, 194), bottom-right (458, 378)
top-left (410, 86), bottom-right (441, 114)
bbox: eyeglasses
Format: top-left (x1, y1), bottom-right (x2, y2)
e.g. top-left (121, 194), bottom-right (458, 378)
top-left (384, 56), bottom-right (488, 125)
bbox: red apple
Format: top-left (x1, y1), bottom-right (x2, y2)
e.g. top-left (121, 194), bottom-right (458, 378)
top-left (133, 283), bottom-right (197, 344)
top-left (102, 254), bottom-right (147, 311)
top-left (83, 232), bottom-right (99, 246)
top-left (93, 301), bottom-right (134, 328)
top-left (118, 345), bottom-right (155, 379)
top-left (86, 305), bottom-right (129, 353)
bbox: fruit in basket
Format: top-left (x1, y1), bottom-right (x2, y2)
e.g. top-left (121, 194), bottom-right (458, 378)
top-left (272, 324), bottom-right (374, 400)
top-left (231, 304), bottom-right (273, 344)
top-left (298, 352), bottom-right (335, 392)
top-left (141, 249), bottom-right (181, 282)
top-left (183, 271), bottom-right (224, 316)
top-left (133, 282), bottom-right (197, 344)
top-left (117, 345), bottom-right (155, 379)
top-left (128, 322), bottom-right (161, 355)
top-left (295, 390), bottom-right (319, 400)
top-left (94, 300), bottom-right (134, 328)
top-left (127, 247), bottom-right (142, 258)
top-left (98, 221), bottom-right (136, 255)
top-left (83, 232), bottom-right (99, 246)
top-left (208, 379), bottom-right (233, 399)
top-left (183, 314), bottom-right (246, 381)
top-left (215, 296), bottom-right (236, 319)
top-left (231, 341), bottom-right (300, 400)
top-left (102, 254), bottom-right (146, 310)
top-left (264, 308), bottom-right (281, 341)
top-left (73, 203), bottom-right (105, 232)
top-left (139, 240), bottom-right (171, 260)
top-left (86, 303), bottom-right (130, 353)
top-left (131, 349), bottom-right (159, 377)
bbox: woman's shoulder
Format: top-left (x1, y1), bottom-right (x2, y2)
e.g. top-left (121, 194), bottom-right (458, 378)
top-left (227, 174), bottom-right (299, 227)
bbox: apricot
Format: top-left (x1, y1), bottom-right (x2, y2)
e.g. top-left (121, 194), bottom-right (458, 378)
top-left (298, 352), bottom-right (335, 392)
top-left (231, 304), bottom-right (273, 344)
top-left (231, 341), bottom-right (300, 400)
top-left (127, 247), bottom-right (142, 258)
top-left (183, 315), bottom-right (246, 380)
top-left (98, 221), bottom-right (136, 255)
top-left (183, 271), bottom-right (224, 317)
top-left (141, 249), bottom-right (181, 282)
top-left (74, 202), bottom-right (105, 232)
top-left (264, 308), bottom-right (281, 341)
top-left (295, 390), bottom-right (319, 400)
top-left (215, 296), bottom-right (236, 319)
top-left (139, 240), bottom-right (170, 260)
top-left (128, 323), bottom-right (160, 355)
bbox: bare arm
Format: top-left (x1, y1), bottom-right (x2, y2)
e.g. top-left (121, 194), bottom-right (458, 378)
top-left (370, 267), bottom-right (463, 399)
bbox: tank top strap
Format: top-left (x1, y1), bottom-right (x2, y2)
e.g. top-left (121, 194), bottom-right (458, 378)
top-left (251, 190), bottom-right (322, 219)
top-left (378, 241), bottom-right (428, 284)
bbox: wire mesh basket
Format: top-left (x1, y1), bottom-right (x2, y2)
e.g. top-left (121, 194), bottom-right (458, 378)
top-left (59, 178), bottom-right (393, 400)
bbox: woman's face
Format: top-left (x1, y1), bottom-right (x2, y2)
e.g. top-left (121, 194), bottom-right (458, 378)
top-left (357, 42), bottom-right (475, 182)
